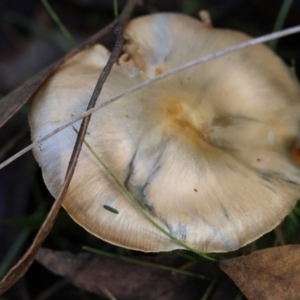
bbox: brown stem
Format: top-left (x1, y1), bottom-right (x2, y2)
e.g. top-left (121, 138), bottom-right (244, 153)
top-left (0, 0), bottom-right (139, 294)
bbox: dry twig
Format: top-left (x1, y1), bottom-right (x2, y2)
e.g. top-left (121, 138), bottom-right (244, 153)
top-left (1, 24), bottom-right (300, 171)
top-left (0, 0), bottom-right (139, 294)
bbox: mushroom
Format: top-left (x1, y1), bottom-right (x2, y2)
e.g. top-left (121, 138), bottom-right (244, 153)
top-left (29, 13), bottom-right (300, 253)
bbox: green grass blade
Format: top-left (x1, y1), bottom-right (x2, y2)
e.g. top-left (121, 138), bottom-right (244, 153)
top-left (0, 192), bottom-right (46, 278)
top-left (0, 229), bottom-right (30, 278)
top-left (269, 0), bottom-right (294, 50)
top-left (113, 0), bottom-right (119, 17)
top-left (75, 128), bottom-right (216, 261)
top-left (1, 8), bottom-right (71, 51)
top-left (40, 0), bottom-right (77, 47)
top-left (234, 292), bottom-right (244, 300)
top-left (200, 277), bottom-right (217, 300)
top-left (274, 227), bottom-right (286, 246)
top-left (83, 246), bottom-right (209, 280)
top-left (292, 205), bottom-right (300, 217)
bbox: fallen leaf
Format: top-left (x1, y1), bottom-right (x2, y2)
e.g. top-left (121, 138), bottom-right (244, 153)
top-left (0, 22), bottom-right (114, 129)
top-left (219, 245), bottom-right (300, 300)
top-left (36, 248), bottom-right (207, 300)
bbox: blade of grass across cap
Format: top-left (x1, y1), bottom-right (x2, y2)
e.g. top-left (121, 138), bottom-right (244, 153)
top-left (76, 128), bottom-right (216, 261)
top-left (0, 0), bottom-right (139, 294)
top-left (1, 8), bottom-right (71, 51)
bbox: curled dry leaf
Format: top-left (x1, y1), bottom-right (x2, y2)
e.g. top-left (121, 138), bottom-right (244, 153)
top-left (219, 245), bottom-right (300, 300)
top-left (36, 248), bottom-right (205, 300)
top-left (30, 13), bottom-right (300, 252)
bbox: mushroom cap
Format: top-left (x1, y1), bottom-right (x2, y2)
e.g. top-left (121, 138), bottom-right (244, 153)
top-left (29, 13), bottom-right (300, 253)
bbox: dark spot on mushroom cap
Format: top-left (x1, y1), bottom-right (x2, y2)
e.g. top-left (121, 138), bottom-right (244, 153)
top-left (212, 114), bottom-right (257, 127)
top-left (155, 66), bottom-right (163, 75)
top-left (291, 147), bottom-right (300, 167)
top-left (258, 172), bottom-right (272, 183)
top-left (287, 139), bottom-right (300, 167)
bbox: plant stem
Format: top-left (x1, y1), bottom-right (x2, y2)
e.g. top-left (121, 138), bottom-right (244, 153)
top-left (83, 246), bottom-right (209, 280)
top-left (78, 131), bottom-right (216, 262)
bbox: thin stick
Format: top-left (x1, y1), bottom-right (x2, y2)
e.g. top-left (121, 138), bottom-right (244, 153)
top-left (0, 0), bottom-right (139, 294)
top-left (1, 24), bottom-right (300, 170)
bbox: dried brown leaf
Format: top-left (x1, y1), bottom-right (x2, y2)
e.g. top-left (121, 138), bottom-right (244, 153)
top-left (0, 22), bottom-right (114, 129)
top-left (36, 248), bottom-right (205, 300)
top-left (219, 245), bottom-right (300, 300)
top-left (0, 0), bottom-right (139, 294)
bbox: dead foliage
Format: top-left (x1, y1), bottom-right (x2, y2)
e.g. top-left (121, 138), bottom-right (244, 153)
top-left (36, 248), bottom-right (207, 300)
top-left (220, 245), bottom-right (300, 300)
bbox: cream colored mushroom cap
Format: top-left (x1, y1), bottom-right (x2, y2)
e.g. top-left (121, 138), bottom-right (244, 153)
top-left (29, 13), bottom-right (300, 253)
